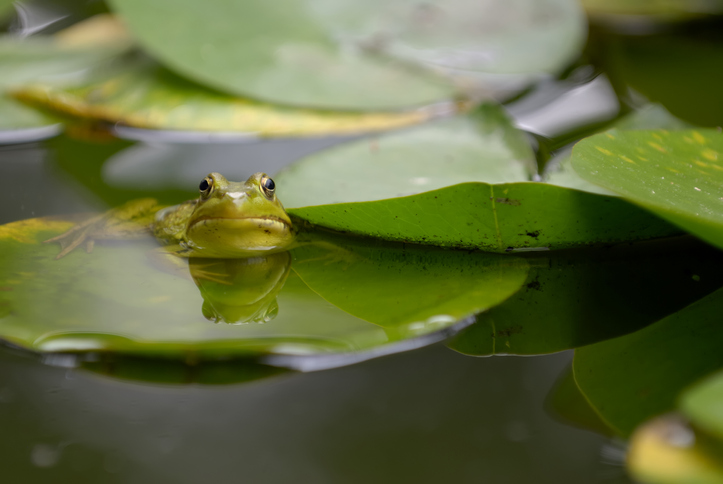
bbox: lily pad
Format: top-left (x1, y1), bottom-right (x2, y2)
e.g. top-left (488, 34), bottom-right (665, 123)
top-left (0, 95), bottom-right (61, 144)
top-left (448, 238), bottom-right (723, 355)
top-left (544, 104), bottom-right (692, 195)
top-left (278, 105), bottom-right (681, 252)
top-left (12, 55), bottom-right (433, 136)
top-left (0, 217), bottom-right (528, 370)
top-left (573, 287), bottom-right (723, 437)
top-left (0, 23), bottom-right (130, 139)
top-left (571, 129), bottom-right (723, 250)
top-left (108, 0), bottom-right (586, 109)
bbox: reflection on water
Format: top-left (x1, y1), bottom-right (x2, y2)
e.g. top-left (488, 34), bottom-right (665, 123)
top-left (190, 253), bottom-right (291, 325)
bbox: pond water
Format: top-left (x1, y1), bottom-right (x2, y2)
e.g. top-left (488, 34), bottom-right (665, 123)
top-left (2, 4), bottom-right (723, 483)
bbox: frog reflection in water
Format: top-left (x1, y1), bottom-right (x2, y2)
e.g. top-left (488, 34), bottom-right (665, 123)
top-left (189, 252), bottom-right (291, 324)
top-left (46, 172), bottom-right (294, 325)
top-left (46, 172), bottom-right (295, 258)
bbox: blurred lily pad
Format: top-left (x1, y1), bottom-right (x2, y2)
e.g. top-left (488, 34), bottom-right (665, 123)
top-left (573, 287), bottom-right (723, 437)
top-left (0, 95), bottom-right (60, 144)
top-left (0, 217), bottom-right (528, 369)
top-left (108, 0), bottom-right (585, 109)
top-left (681, 369), bottom-right (723, 443)
top-left (571, 129), bottom-right (723, 250)
top-left (13, 56), bottom-right (433, 136)
top-left (279, 104), bottom-right (681, 252)
top-left (448, 238), bottom-right (723, 355)
top-left (591, 26), bottom-right (723, 126)
top-left (0, 22), bottom-right (130, 140)
top-left (628, 414), bottom-right (723, 484)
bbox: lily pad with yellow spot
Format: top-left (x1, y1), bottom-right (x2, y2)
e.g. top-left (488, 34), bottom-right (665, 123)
top-left (571, 129), bottom-right (723, 250)
top-left (0, 216), bottom-right (528, 369)
top-left (12, 56), bottom-right (436, 137)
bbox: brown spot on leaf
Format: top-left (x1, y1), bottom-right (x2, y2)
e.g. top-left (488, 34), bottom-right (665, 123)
top-left (496, 198), bottom-right (521, 206)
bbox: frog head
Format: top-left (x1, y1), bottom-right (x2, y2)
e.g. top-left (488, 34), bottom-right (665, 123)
top-left (185, 172), bottom-right (294, 257)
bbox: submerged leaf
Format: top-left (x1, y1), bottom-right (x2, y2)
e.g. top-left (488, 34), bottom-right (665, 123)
top-left (573, 287), bottom-right (723, 437)
top-left (448, 238), bottom-right (723, 355)
top-left (571, 129), bottom-right (723, 250)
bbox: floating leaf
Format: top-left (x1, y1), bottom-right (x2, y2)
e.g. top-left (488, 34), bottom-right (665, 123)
top-left (571, 129), bottom-right (723, 250)
top-left (573, 287), bottom-right (723, 437)
top-left (0, 22), bottom-right (131, 140)
top-left (278, 105), bottom-right (681, 252)
top-left (107, 0), bottom-right (586, 109)
top-left (544, 104), bottom-right (692, 195)
top-left (448, 238), bottom-right (723, 355)
top-left (628, 414), bottom-right (723, 484)
top-left (13, 56), bottom-right (433, 136)
top-left (0, 95), bottom-right (60, 144)
top-left (0, 217), bottom-right (527, 370)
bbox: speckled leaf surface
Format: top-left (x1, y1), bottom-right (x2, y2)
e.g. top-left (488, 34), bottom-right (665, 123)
top-left (573, 287), bottom-right (723, 437)
top-left (13, 57), bottom-right (431, 136)
top-left (571, 129), bottom-right (723, 249)
top-left (0, 217), bottom-right (527, 368)
top-left (279, 105), bottom-right (680, 252)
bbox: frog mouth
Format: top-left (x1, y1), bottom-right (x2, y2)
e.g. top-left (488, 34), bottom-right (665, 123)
top-left (188, 215), bottom-right (291, 231)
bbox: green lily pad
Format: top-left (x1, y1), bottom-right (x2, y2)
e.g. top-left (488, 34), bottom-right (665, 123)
top-left (0, 28), bottom-right (130, 139)
top-left (0, 35), bottom-right (130, 90)
top-left (571, 129), bottom-right (723, 250)
top-left (108, 0), bottom-right (585, 109)
top-left (278, 105), bottom-right (681, 252)
top-left (0, 217), bottom-right (527, 369)
top-left (13, 55), bottom-right (433, 136)
top-left (448, 238), bottom-right (723, 355)
top-left (628, 414), bottom-right (723, 484)
top-left (0, 95), bottom-right (61, 143)
top-left (573, 287), bottom-right (723, 437)
top-left (544, 104), bottom-right (692, 195)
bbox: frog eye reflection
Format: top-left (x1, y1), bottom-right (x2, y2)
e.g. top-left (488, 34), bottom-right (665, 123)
top-left (260, 176), bottom-right (275, 199)
top-left (199, 177), bottom-right (213, 196)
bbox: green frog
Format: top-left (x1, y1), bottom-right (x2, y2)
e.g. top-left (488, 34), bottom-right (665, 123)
top-left (46, 172), bottom-right (295, 258)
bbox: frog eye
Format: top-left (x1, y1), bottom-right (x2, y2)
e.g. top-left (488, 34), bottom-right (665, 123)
top-left (260, 176), bottom-right (275, 199)
top-left (199, 176), bottom-right (214, 197)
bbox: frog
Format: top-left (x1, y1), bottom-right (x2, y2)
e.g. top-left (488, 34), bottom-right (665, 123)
top-left (45, 172), bottom-right (295, 259)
